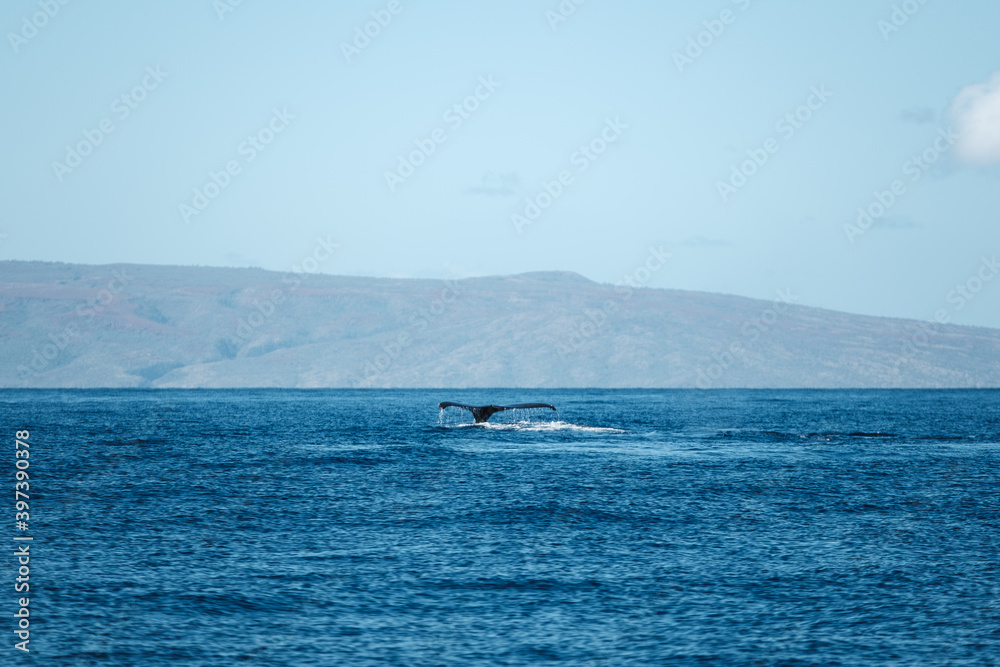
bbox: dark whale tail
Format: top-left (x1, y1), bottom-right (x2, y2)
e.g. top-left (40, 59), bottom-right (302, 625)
top-left (438, 402), bottom-right (557, 423)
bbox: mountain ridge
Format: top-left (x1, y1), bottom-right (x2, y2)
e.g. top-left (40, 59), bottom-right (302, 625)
top-left (1, 260), bottom-right (998, 388)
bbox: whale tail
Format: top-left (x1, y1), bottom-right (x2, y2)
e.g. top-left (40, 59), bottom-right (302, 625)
top-left (438, 402), bottom-right (556, 423)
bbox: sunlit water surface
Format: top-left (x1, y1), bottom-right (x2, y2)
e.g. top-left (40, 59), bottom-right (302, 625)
top-left (4, 389), bottom-right (999, 665)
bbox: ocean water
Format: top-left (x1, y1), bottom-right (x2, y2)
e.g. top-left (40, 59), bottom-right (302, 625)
top-left (3, 388), bottom-right (999, 666)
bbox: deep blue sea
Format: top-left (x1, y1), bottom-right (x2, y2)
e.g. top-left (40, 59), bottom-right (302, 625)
top-left (3, 389), bottom-right (999, 666)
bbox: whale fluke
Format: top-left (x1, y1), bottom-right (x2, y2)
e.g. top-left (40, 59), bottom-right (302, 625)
top-left (438, 402), bottom-right (556, 423)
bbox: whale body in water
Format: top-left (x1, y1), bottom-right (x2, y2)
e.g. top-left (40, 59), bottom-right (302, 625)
top-left (438, 402), bottom-right (556, 423)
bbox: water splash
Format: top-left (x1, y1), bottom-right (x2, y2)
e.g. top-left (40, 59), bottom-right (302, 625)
top-left (444, 420), bottom-right (625, 434)
top-left (486, 420), bottom-right (625, 434)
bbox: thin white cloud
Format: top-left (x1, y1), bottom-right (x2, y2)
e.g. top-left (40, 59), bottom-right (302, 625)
top-left (871, 215), bottom-right (920, 231)
top-left (899, 107), bottom-right (935, 125)
top-left (951, 72), bottom-right (1000, 164)
top-left (678, 236), bottom-right (735, 248)
top-left (464, 171), bottom-right (519, 197)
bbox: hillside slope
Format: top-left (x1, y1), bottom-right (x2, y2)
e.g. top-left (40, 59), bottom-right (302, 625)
top-left (1, 261), bottom-right (998, 388)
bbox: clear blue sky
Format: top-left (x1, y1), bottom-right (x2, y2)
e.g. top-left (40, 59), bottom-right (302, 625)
top-left (2, 0), bottom-right (999, 327)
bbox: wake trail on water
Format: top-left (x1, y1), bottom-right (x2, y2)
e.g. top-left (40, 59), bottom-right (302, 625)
top-left (443, 420), bottom-right (626, 434)
top-left (435, 405), bottom-right (626, 433)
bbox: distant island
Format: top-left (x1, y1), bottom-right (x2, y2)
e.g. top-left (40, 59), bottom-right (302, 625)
top-left (1, 260), bottom-right (998, 388)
